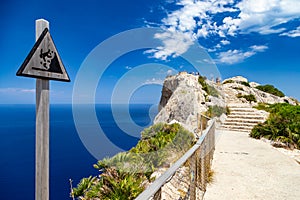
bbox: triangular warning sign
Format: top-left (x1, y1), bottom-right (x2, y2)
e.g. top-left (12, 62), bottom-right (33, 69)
top-left (16, 28), bottom-right (70, 82)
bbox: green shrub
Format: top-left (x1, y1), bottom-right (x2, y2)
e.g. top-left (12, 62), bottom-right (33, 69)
top-left (240, 81), bottom-right (250, 87)
top-left (206, 105), bottom-right (229, 117)
top-left (254, 103), bottom-right (271, 111)
top-left (250, 103), bottom-right (300, 149)
top-left (256, 84), bottom-right (285, 97)
top-left (198, 75), bottom-right (207, 87)
top-left (207, 85), bottom-right (219, 97)
top-left (71, 176), bottom-right (96, 198)
top-left (72, 123), bottom-right (195, 199)
top-left (237, 94), bottom-right (257, 103)
top-left (233, 87), bottom-right (244, 91)
top-left (223, 79), bottom-right (234, 84)
top-left (198, 76), bottom-right (219, 97)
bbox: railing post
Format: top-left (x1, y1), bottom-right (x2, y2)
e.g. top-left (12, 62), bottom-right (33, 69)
top-left (190, 153), bottom-right (197, 200)
top-left (153, 188), bottom-right (161, 200)
top-left (195, 147), bottom-right (201, 199)
top-left (200, 142), bottom-right (205, 190)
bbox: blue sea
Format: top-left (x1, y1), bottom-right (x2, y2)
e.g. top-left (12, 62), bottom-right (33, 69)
top-left (0, 104), bottom-right (157, 200)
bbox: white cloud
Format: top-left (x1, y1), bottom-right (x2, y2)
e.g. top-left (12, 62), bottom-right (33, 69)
top-left (145, 30), bottom-right (195, 60)
top-left (250, 45), bottom-right (268, 52)
top-left (223, 0), bottom-right (300, 35)
top-left (220, 40), bottom-right (230, 45)
top-left (167, 69), bottom-right (173, 75)
top-left (125, 66), bottom-right (132, 70)
top-left (143, 78), bottom-right (164, 85)
top-left (217, 49), bottom-right (254, 64)
top-left (217, 45), bottom-right (268, 64)
top-left (0, 88), bottom-right (35, 93)
top-left (280, 26), bottom-right (300, 38)
top-left (20, 89), bottom-right (35, 93)
top-left (146, 0), bottom-right (300, 60)
top-left (146, 0), bottom-right (238, 59)
top-left (207, 48), bottom-right (217, 52)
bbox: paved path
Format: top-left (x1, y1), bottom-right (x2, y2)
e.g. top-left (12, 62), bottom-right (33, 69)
top-left (204, 130), bottom-right (300, 200)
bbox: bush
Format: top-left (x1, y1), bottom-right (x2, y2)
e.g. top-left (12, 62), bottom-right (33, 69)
top-left (72, 123), bottom-right (195, 199)
top-left (206, 105), bottom-right (229, 117)
top-left (198, 76), bottom-right (219, 97)
top-left (256, 84), bottom-right (285, 97)
top-left (250, 103), bottom-right (300, 149)
top-left (233, 87), bottom-right (244, 91)
top-left (237, 94), bottom-right (257, 103)
top-left (207, 85), bottom-right (219, 97)
top-left (254, 103), bottom-right (271, 111)
top-left (240, 81), bottom-right (250, 87)
top-left (223, 79), bottom-right (234, 84)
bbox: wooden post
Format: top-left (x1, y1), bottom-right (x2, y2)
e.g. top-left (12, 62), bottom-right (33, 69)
top-left (35, 19), bottom-right (50, 200)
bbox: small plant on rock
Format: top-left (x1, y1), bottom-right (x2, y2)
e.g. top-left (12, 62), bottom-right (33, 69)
top-left (256, 84), bottom-right (285, 97)
top-left (237, 94), bottom-right (257, 103)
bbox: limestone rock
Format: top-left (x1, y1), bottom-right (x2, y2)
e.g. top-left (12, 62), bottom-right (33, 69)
top-left (249, 82), bottom-right (260, 88)
top-left (223, 76), bottom-right (248, 83)
top-left (221, 76), bottom-right (297, 105)
top-left (154, 73), bottom-right (207, 135)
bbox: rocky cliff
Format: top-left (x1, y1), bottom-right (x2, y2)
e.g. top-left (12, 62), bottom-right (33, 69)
top-left (154, 72), bottom-right (209, 135)
top-left (154, 73), bottom-right (297, 136)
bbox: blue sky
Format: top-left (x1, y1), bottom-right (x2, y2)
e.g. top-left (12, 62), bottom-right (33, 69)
top-left (1, 0), bottom-right (300, 104)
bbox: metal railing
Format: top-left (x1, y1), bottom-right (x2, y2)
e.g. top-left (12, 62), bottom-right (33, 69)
top-left (135, 118), bottom-right (216, 200)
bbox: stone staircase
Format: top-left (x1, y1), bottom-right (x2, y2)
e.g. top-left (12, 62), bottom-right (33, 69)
top-left (220, 104), bottom-right (269, 132)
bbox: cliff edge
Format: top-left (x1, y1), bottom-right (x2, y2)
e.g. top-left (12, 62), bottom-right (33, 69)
top-left (154, 72), bottom-right (209, 135)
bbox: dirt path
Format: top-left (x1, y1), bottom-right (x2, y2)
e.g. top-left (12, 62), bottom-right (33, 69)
top-left (204, 130), bottom-right (300, 200)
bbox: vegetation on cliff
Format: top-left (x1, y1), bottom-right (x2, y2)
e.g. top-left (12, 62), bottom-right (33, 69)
top-left (223, 79), bottom-right (234, 84)
top-left (71, 123), bottom-right (194, 199)
top-left (256, 84), bottom-right (285, 97)
top-left (222, 79), bottom-right (250, 87)
top-left (236, 94), bottom-right (257, 103)
top-left (240, 81), bottom-right (250, 87)
top-left (206, 105), bottom-right (230, 118)
top-left (198, 76), bottom-right (219, 97)
top-left (251, 103), bottom-right (300, 149)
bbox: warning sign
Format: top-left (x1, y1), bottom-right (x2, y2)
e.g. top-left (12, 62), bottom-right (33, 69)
top-left (16, 28), bottom-right (70, 82)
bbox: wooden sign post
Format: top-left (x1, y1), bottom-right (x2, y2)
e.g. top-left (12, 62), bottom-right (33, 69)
top-left (16, 19), bottom-right (70, 200)
top-left (35, 19), bottom-right (50, 200)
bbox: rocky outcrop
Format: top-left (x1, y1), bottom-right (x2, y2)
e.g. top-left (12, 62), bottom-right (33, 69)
top-left (222, 76), bottom-right (296, 105)
top-left (154, 72), bottom-right (208, 135)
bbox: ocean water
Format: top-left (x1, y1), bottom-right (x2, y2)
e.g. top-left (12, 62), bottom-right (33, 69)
top-left (0, 104), bottom-right (157, 200)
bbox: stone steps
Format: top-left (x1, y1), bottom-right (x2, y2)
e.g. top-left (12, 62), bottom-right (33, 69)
top-left (226, 115), bottom-right (265, 120)
top-left (223, 121), bottom-right (263, 127)
top-left (220, 126), bottom-right (252, 132)
top-left (220, 104), bottom-right (268, 132)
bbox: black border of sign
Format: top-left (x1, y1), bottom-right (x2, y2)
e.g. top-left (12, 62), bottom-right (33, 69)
top-left (16, 28), bottom-right (71, 82)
